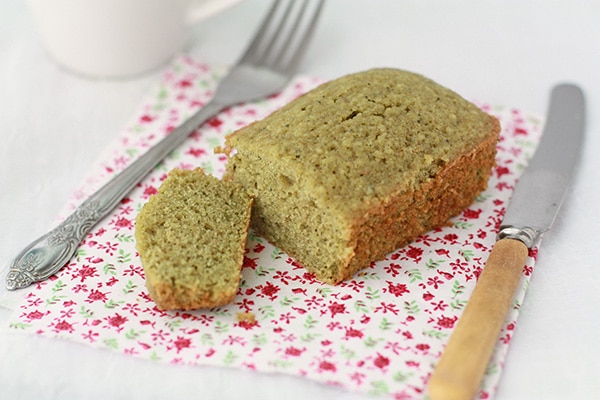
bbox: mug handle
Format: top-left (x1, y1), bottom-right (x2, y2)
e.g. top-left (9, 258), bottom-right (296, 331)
top-left (185, 0), bottom-right (242, 25)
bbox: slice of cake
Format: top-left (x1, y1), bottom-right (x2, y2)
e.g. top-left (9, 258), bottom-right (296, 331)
top-left (135, 168), bottom-right (253, 310)
top-left (221, 68), bottom-right (500, 285)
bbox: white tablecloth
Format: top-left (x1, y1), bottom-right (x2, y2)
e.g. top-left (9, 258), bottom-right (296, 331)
top-left (1, 0), bottom-right (599, 399)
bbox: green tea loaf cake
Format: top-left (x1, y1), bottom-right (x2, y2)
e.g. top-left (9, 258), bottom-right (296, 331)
top-left (135, 168), bottom-right (253, 310)
top-left (222, 68), bottom-right (500, 285)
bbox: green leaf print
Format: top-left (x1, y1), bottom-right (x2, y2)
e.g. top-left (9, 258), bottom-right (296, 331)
top-left (426, 259), bottom-right (445, 270)
top-left (125, 328), bottom-right (145, 340)
top-left (103, 263), bottom-right (117, 276)
top-left (450, 299), bottom-right (467, 311)
top-left (340, 345), bottom-right (356, 360)
top-left (453, 221), bottom-right (473, 230)
top-left (223, 350), bottom-right (238, 366)
top-left (300, 333), bottom-right (321, 343)
top-left (75, 248), bottom-right (87, 261)
top-left (271, 247), bottom-right (284, 260)
top-left (422, 329), bottom-right (448, 339)
top-left (403, 300), bottom-right (420, 315)
top-left (252, 333), bottom-right (268, 346)
top-left (363, 336), bottom-right (383, 348)
top-left (405, 268), bottom-right (423, 283)
top-left (267, 359), bottom-right (293, 368)
top-left (303, 315), bottom-right (319, 330)
top-left (104, 299), bottom-right (124, 309)
top-left (279, 296), bottom-right (299, 306)
top-left (317, 287), bottom-right (333, 298)
top-left (365, 287), bottom-right (381, 301)
top-left (79, 306), bottom-right (94, 319)
top-left (115, 233), bottom-right (134, 243)
top-left (104, 338), bottom-right (119, 350)
top-left (459, 249), bottom-right (475, 262)
top-left (451, 280), bottom-right (466, 298)
top-left (214, 320), bottom-right (229, 334)
top-left (393, 370), bottom-right (414, 383)
top-left (369, 380), bottom-right (389, 395)
top-left (9, 322), bottom-right (32, 330)
top-left (117, 249), bottom-right (132, 264)
top-left (51, 280), bottom-right (67, 293)
top-left (201, 333), bottom-right (214, 346)
top-left (354, 299), bottom-right (369, 314)
top-left (122, 280), bottom-right (137, 295)
top-left (258, 305), bottom-right (275, 319)
top-left (379, 318), bottom-right (393, 331)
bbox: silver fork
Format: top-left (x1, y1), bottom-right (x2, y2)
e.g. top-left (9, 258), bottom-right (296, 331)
top-left (6, 0), bottom-right (325, 290)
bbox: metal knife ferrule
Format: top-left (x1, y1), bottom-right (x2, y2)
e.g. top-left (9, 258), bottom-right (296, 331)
top-left (497, 225), bottom-right (541, 248)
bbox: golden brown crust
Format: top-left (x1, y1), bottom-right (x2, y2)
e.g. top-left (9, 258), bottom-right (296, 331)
top-left (135, 168), bottom-right (253, 310)
top-left (340, 117), bottom-right (500, 282)
top-left (223, 68), bottom-right (501, 285)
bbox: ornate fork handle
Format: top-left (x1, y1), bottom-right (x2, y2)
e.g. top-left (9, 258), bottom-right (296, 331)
top-left (6, 100), bottom-right (224, 290)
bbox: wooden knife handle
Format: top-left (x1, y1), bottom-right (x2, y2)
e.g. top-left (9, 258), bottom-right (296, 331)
top-left (428, 238), bottom-right (529, 400)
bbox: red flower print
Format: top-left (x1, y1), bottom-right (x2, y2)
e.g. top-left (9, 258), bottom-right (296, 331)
top-left (52, 319), bottom-right (75, 333)
top-left (374, 302), bottom-right (400, 315)
top-left (143, 185), bottom-right (158, 198)
top-left (186, 147), bottom-right (206, 157)
top-left (443, 233), bottom-right (459, 242)
top-left (284, 346), bottom-right (305, 356)
top-left (24, 310), bottom-right (45, 321)
top-left (140, 114), bottom-right (154, 123)
top-left (427, 276), bottom-right (444, 289)
top-left (463, 208), bottom-right (482, 219)
top-left (328, 301), bottom-right (347, 318)
top-left (106, 313), bottom-right (128, 331)
top-left (72, 265), bottom-right (98, 282)
top-left (318, 360), bottom-right (337, 372)
top-left (208, 117), bottom-right (222, 128)
top-left (373, 353), bottom-right (390, 369)
top-left (253, 243), bottom-right (265, 253)
top-left (178, 79), bottom-right (192, 88)
top-left (422, 291), bottom-right (434, 301)
top-left (238, 319), bottom-right (259, 330)
top-left (495, 165), bottom-right (510, 178)
top-left (386, 281), bottom-right (410, 297)
top-left (406, 246), bottom-right (423, 261)
top-left (416, 343), bottom-right (430, 352)
top-left (172, 336), bottom-right (192, 353)
top-left (514, 126), bottom-right (528, 135)
top-left (435, 248), bottom-right (450, 257)
top-left (243, 256), bottom-right (258, 270)
top-left (259, 281), bottom-right (280, 300)
top-left (344, 327), bottom-right (364, 339)
top-left (436, 315), bottom-right (458, 329)
top-left (112, 216), bottom-right (133, 229)
top-left (85, 289), bottom-right (108, 303)
top-left (383, 263), bottom-right (402, 277)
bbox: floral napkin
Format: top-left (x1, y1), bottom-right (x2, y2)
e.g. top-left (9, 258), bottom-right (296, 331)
top-left (5, 55), bottom-right (542, 399)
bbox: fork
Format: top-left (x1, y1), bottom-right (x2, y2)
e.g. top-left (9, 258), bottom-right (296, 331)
top-left (6, 0), bottom-right (325, 290)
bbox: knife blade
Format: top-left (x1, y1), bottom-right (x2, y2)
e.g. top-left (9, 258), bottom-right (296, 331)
top-left (428, 83), bottom-right (585, 400)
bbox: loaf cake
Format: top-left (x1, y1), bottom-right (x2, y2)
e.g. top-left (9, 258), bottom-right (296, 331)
top-left (221, 68), bottom-right (500, 285)
top-left (135, 168), bottom-right (253, 310)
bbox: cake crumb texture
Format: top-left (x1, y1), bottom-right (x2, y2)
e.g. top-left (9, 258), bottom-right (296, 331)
top-left (135, 168), bottom-right (253, 310)
top-left (223, 68), bottom-right (500, 284)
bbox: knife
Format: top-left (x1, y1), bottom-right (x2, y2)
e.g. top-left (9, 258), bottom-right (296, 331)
top-left (428, 83), bottom-right (585, 400)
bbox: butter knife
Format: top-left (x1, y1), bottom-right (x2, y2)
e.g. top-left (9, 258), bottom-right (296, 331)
top-left (428, 83), bottom-right (585, 400)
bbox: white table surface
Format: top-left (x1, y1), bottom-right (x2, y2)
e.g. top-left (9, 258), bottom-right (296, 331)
top-left (2, 0), bottom-right (599, 399)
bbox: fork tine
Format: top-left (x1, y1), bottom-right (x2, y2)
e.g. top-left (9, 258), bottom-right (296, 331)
top-left (240, 0), bottom-right (324, 73)
top-left (279, 0), bottom-right (324, 73)
top-left (237, 1), bottom-right (282, 65)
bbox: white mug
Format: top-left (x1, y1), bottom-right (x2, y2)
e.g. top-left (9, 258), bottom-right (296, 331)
top-left (27, 0), bottom-right (241, 79)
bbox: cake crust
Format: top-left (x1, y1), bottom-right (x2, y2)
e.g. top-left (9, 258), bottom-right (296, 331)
top-left (223, 68), bottom-right (501, 284)
top-left (135, 168), bottom-right (253, 310)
